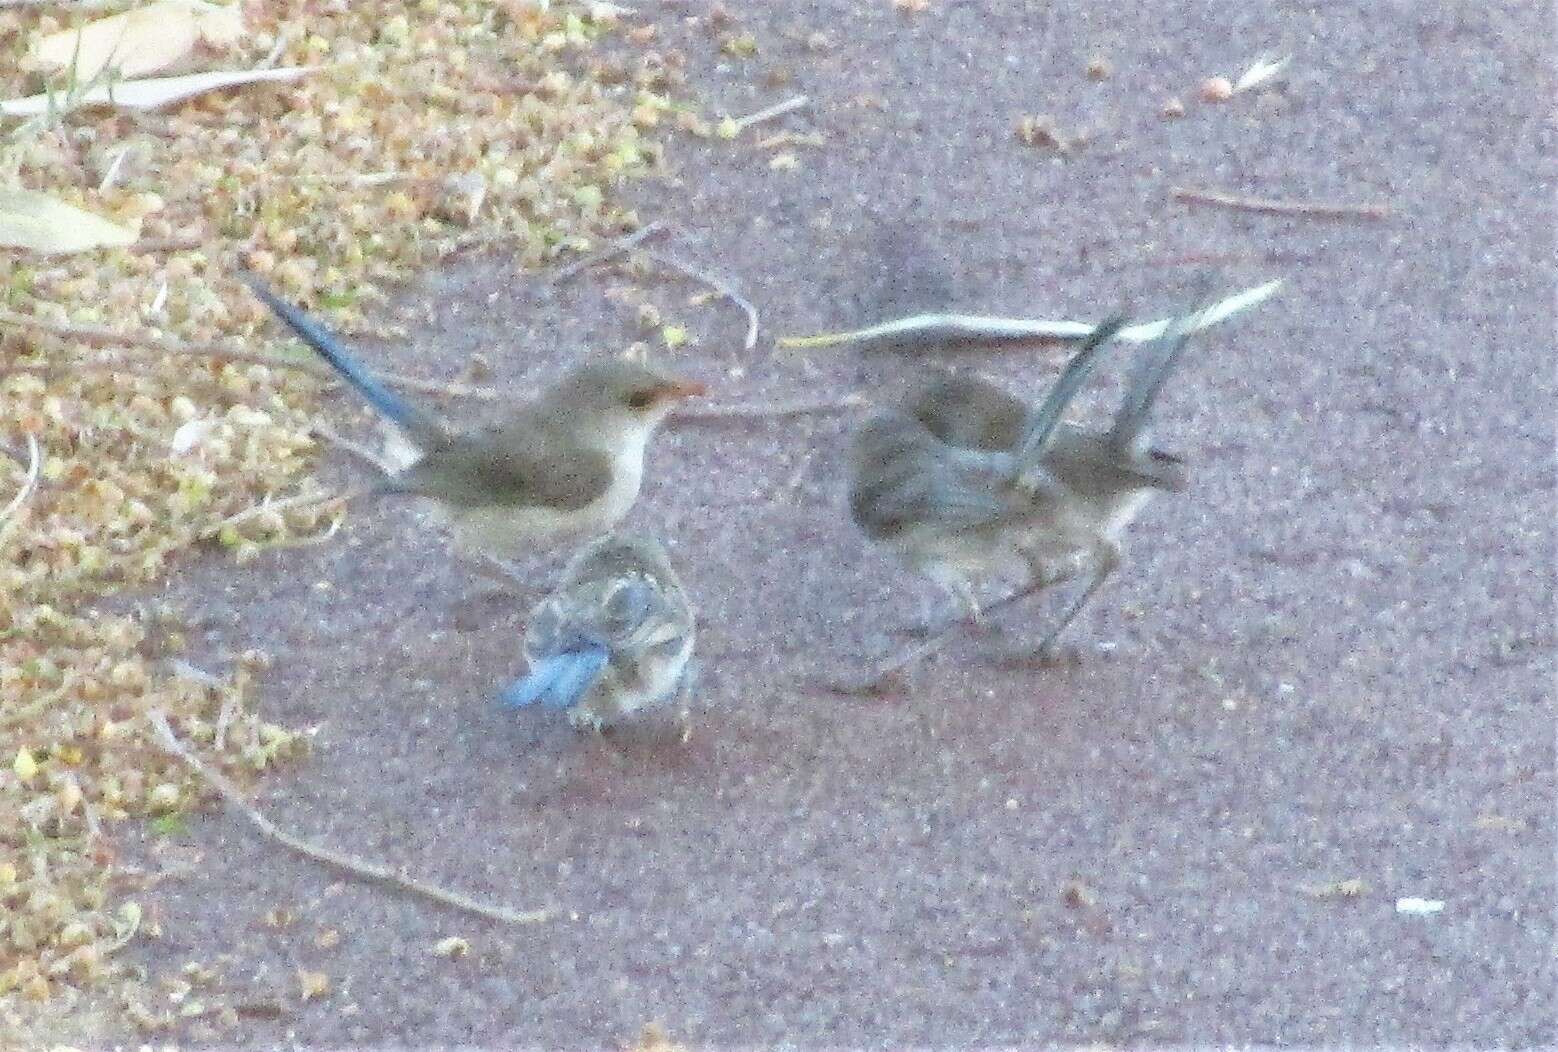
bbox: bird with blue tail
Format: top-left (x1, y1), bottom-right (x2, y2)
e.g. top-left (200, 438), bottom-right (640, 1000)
top-left (239, 273), bottom-right (706, 574)
top-left (501, 532), bottom-right (697, 736)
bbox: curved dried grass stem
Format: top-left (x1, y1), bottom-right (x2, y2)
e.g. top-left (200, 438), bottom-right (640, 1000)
top-left (641, 245), bottom-right (760, 353)
top-left (0, 310), bottom-right (503, 401)
top-left (0, 432), bottom-right (42, 541)
top-left (1170, 186), bottom-right (1390, 219)
top-left (147, 710), bottom-right (553, 927)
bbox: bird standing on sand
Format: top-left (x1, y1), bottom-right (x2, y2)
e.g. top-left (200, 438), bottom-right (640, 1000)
top-left (242, 274), bottom-right (707, 565)
top-left (846, 310), bottom-right (1207, 688)
top-left (905, 299), bottom-right (1203, 657)
top-left (848, 316), bottom-right (1127, 630)
top-left (501, 532), bottom-right (696, 734)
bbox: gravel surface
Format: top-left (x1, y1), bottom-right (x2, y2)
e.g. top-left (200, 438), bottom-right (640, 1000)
top-left (54, 0), bottom-right (1554, 1046)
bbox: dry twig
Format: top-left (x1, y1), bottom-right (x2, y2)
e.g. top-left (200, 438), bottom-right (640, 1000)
top-left (310, 421), bottom-right (396, 475)
top-left (198, 485), bottom-right (367, 541)
top-left (0, 310), bottom-right (504, 401)
top-left (729, 94), bottom-right (809, 133)
top-left (642, 245), bottom-right (760, 353)
top-left (147, 710), bottom-right (553, 927)
top-left (0, 433), bottom-right (42, 540)
top-left (776, 280), bottom-right (1284, 354)
top-left (1170, 186), bottom-right (1391, 220)
top-left (671, 394), bottom-right (865, 424)
top-left (549, 221), bottom-right (667, 284)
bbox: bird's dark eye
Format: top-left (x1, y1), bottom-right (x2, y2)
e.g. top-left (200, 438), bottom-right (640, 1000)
top-left (626, 390), bottom-right (655, 410)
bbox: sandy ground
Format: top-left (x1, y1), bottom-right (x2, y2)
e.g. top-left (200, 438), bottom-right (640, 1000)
top-left (50, 0), bottom-right (1554, 1047)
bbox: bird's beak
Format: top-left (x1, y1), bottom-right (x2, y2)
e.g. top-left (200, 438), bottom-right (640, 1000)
top-left (655, 379), bottom-right (708, 402)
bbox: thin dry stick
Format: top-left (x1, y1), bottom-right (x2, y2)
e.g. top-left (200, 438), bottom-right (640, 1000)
top-left (311, 421), bottom-right (395, 475)
top-left (133, 234), bottom-right (207, 253)
top-left (0, 309), bottom-right (338, 379)
top-left (828, 576), bottom-right (1052, 697)
top-left (0, 433), bottom-right (41, 539)
top-left (642, 245), bottom-right (760, 353)
top-left (671, 394), bottom-right (865, 424)
top-left (0, 310), bottom-right (504, 401)
top-left (0, 0), bottom-right (122, 7)
top-left (729, 94), bottom-right (809, 133)
top-left (549, 221), bottom-right (667, 284)
top-left (147, 710), bottom-right (552, 927)
top-left (1170, 186), bottom-right (1391, 220)
top-left (198, 484), bottom-right (367, 540)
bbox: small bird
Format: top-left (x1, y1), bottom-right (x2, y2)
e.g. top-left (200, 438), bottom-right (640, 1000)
top-left (500, 532), bottom-right (696, 733)
top-left (907, 299), bottom-right (1203, 656)
top-left (242, 274), bottom-right (706, 565)
top-left (848, 315), bottom-right (1127, 627)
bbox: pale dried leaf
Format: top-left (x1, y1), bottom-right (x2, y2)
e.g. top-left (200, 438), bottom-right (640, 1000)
top-left (0, 65), bottom-right (317, 117)
top-left (0, 190), bottom-right (137, 254)
top-left (169, 418), bottom-right (217, 456)
top-left (1233, 53), bottom-right (1291, 94)
top-left (31, 1), bottom-right (246, 82)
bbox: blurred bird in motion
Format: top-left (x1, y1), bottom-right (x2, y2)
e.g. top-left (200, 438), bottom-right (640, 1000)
top-left (500, 532), bottom-right (697, 734)
top-left (241, 274), bottom-right (706, 573)
top-left (845, 302), bottom-right (1208, 689)
top-left (908, 297), bottom-right (1203, 657)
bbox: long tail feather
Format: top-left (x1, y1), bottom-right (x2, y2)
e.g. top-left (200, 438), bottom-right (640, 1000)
top-left (240, 272), bottom-right (443, 447)
top-left (1016, 314), bottom-right (1128, 470)
top-left (1108, 283), bottom-right (1211, 451)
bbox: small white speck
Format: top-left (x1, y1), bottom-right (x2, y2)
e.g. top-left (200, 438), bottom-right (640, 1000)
top-left (1005, 798), bottom-right (1018, 811)
top-left (1396, 897), bottom-right (1444, 916)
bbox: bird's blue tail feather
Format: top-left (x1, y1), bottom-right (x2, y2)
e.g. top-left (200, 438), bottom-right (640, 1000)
top-left (500, 648), bottom-right (609, 711)
top-left (240, 273), bottom-right (432, 437)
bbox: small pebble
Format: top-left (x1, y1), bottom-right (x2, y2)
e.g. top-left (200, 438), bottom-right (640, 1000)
top-left (1199, 76), bottom-right (1234, 103)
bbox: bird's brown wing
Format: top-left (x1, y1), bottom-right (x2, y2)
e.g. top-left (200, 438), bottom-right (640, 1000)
top-left (387, 425), bottom-right (613, 511)
top-left (907, 372), bottom-right (1028, 452)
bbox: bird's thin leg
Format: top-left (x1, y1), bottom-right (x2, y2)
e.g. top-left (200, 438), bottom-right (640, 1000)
top-left (906, 576), bottom-right (982, 637)
top-left (1027, 540), bottom-right (1122, 662)
top-left (831, 575), bottom-right (1049, 695)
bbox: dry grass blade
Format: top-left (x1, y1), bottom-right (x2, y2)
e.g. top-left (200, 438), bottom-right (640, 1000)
top-left (550, 221), bottom-right (667, 284)
top-left (0, 66), bottom-right (318, 117)
top-left (776, 280), bottom-right (1285, 354)
top-left (0, 309), bottom-right (504, 401)
top-left (198, 485), bottom-right (366, 540)
top-left (671, 394), bottom-right (865, 424)
top-left (0, 433), bottom-right (42, 538)
top-left (147, 710), bottom-right (554, 927)
top-left (641, 246), bottom-right (760, 353)
top-left (727, 94), bottom-right (809, 134)
top-left (1171, 186), bottom-right (1391, 220)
